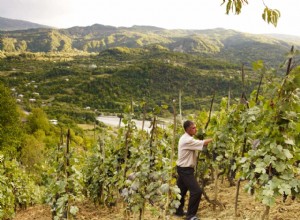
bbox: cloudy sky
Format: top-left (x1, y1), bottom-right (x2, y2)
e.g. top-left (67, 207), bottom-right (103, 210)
top-left (0, 0), bottom-right (299, 36)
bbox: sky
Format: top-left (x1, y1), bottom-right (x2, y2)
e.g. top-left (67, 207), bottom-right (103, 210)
top-left (0, 0), bottom-right (299, 36)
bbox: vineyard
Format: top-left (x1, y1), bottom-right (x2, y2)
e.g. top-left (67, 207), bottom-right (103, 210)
top-left (0, 46), bottom-right (299, 220)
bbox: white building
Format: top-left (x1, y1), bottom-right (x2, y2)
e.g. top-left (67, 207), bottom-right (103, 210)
top-left (49, 119), bottom-right (58, 125)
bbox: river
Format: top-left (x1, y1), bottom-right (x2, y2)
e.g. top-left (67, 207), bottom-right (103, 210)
top-left (96, 116), bottom-right (168, 132)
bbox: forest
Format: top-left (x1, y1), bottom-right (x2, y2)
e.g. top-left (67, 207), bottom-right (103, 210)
top-left (0, 46), bottom-right (259, 120)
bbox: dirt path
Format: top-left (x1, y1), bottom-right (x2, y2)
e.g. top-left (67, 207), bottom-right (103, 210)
top-left (13, 181), bottom-right (300, 220)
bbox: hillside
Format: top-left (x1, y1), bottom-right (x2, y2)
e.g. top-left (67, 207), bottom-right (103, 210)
top-left (266, 33), bottom-right (300, 45)
top-left (0, 16), bottom-right (50, 31)
top-left (1, 22), bottom-right (299, 67)
top-left (0, 46), bottom-right (265, 122)
top-left (0, 18), bottom-right (298, 121)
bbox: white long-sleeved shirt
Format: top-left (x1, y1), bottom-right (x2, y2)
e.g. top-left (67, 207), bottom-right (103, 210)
top-left (176, 132), bottom-right (205, 168)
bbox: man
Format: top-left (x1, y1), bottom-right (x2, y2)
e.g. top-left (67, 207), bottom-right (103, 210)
top-left (175, 120), bottom-right (213, 220)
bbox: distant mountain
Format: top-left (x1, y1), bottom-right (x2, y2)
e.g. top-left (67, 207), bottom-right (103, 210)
top-left (0, 16), bottom-right (50, 31)
top-left (264, 33), bottom-right (300, 46)
top-left (0, 17), bottom-right (299, 67)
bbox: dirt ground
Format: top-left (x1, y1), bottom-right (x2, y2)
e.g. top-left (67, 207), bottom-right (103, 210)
top-left (13, 181), bottom-right (300, 220)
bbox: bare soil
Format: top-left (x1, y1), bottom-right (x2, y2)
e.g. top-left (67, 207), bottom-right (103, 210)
top-left (13, 181), bottom-right (300, 220)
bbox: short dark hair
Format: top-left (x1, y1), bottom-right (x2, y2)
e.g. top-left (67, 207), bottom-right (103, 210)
top-left (183, 120), bottom-right (194, 131)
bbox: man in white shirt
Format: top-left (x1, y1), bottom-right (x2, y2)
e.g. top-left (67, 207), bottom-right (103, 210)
top-left (175, 120), bottom-right (213, 220)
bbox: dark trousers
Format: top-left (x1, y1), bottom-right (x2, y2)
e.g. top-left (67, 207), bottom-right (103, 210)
top-left (176, 166), bottom-right (202, 217)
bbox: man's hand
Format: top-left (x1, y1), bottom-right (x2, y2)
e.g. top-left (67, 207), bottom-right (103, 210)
top-left (204, 138), bottom-right (213, 145)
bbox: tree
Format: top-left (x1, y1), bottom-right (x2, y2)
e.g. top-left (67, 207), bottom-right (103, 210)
top-left (0, 83), bottom-right (23, 157)
top-left (20, 134), bottom-right (45, 172)
top-left (222, 0), bottom-right (281, 26)
top-left (26, 108), bottom-right (50, 134)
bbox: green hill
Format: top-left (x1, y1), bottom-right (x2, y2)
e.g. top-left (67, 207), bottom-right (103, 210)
top-left (1, 23), bottom-right (299, 67)
top-left (0, 46), bottom-right (264, 121)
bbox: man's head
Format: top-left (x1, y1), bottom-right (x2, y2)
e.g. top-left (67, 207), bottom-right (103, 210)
top-left (183, 120), bottom-right (197, 136)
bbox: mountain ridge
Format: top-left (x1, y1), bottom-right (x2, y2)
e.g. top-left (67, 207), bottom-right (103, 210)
top-left (0, 16), bottom-right (51, 31)
top-left (0, 17), bottom-right (300, 67)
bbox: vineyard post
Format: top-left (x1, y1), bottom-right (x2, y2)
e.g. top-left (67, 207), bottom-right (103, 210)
top-left (2, 154), bottom-right (6, 175)
top-left (60, 125), bottom-right (64, 145)
top-left (234, 178), bottom-right (241, 216)
top-left (142, 102), bottom-right (146, 131)
top-left (179, 90), bottom-right (182, 123)
top-left (203, 92), bottom-right (219, 211)
top-left (204, 93), bottom-right (215, 131)
top-left (278, 45), bottom-right (294, 98)
top-left (227, 88), bottom-right (231, 111)
top-left (100, 137), bottom-right (105, 161)
top-left (52, 126), bottom-right (64, 218)
top-left (213, 165), bottom-right (218, 211)
top-left (195, 92), bottom-right (215, 174)
top-left (171, 100), bottom-right (176, 186)
top-left (123, 125), bottom-right (131, 180)
top-left (285, 45), bottom-right (294, 76)
top-left (94, 120), bottom-right (96, 141)
top-left (262, 205), bottom-right (270, 220)
top-left (255, 70), bottom-right (264, 104)
top-left (163, 100), bottom-right (177, 219)
top-left (59, 125), bottom-right (63, 164)
top-left (122, 107), bottom-right (135, 219)
top-left (123, 101), bottom-right (134, 180)
top-left (118, 113), bottom-right (123, 128)
top-left (235, 65), bottom-right (250, 216)
top-left (149, 116), bottom-right (156, 168)
top-left (98, 137), bottom-right (104, 204)
top-left (65, 128), bottom-right (71, 219)
top-left (240, 65), bottom-right (249, 109)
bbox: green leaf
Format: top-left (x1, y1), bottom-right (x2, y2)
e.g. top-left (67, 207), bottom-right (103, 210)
top-left (216, 155), bottom-right (224, 161)
top-left (130, 181), bottom-right (140, 191)
top-left (252, 60), bottom-right (264, 71)
top-left (226, 0), bottom-right (232, 14)
top-left (70, 206), bottom-right (79, 215)
top-left (161, 104), bottom-right (168, 109)
top-left (160, 183), bottom-right (170, 193)
top-left (240, 157), bottom-right (247, 163)
top-left (289, 179), bottom-right (300, 192)
top-left (284, 139), bottom-right (295, 146)
top-left (258, 173), bottom-right (269, 183)
top-left (269, 178), bottom-right (280, 189)
top-left (254, 166), bottom-right (266, 174)
top-left (262, 196), bottom-right (275, 206)
top-left (262, 7), bottom-right (280, 27)
top-left (254, 161), bottom-right (266, 174)
top-left (280, 172), bottom-right (294, 181)
top-left (273, 161), bottom-right (287, 172)
top-left (262, 188), bottom-right (274, 197)
top-left (271, 144), bottom-right (284, 159)
top-left (132, 204), bottom-right (142, 212)
top-left (283, 149), bottom-right (293, 159)
top-left (263, 155), bottom-right (276, 165)
top-left (284, 111), bottom-right (298, 120)
top-left (278, 183), bottom-right (291, 195)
